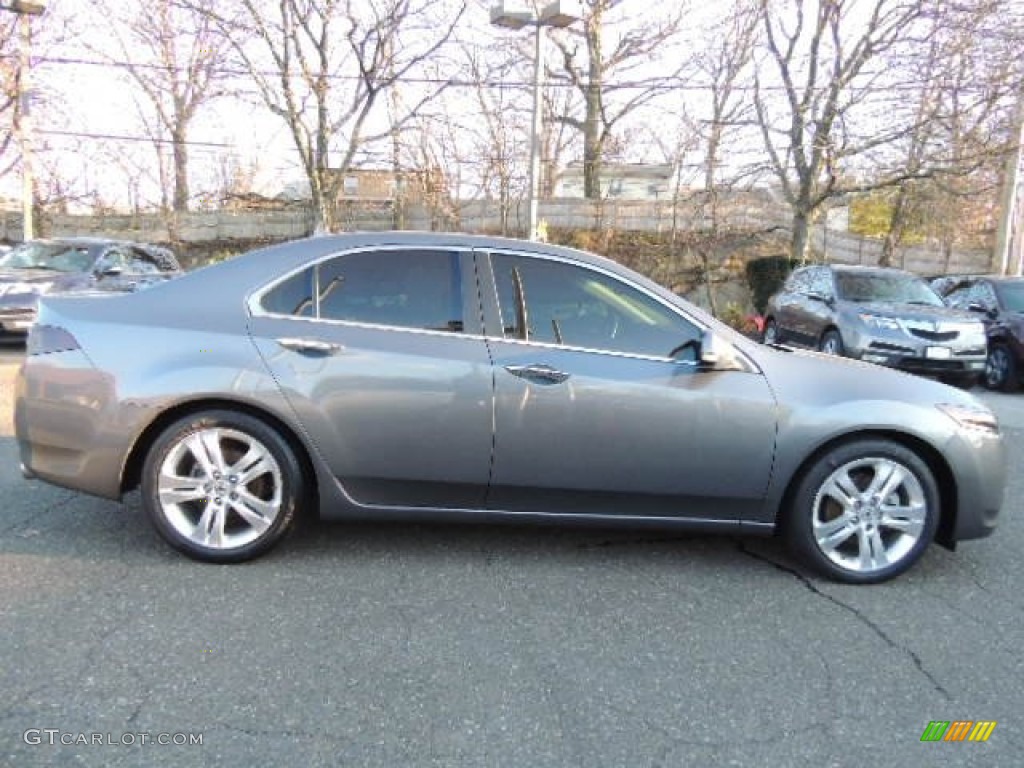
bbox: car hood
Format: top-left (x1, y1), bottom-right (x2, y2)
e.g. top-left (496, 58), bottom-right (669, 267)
top-left (846, 300), bottom-right (978, 323)
top-left (753, 342), bottom-right (981, 413)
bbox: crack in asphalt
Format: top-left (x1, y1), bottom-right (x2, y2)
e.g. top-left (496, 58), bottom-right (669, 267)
top-left (736, 541), bottom-right (952, 701)
top-left (0, 489), bottom-right (80, 538)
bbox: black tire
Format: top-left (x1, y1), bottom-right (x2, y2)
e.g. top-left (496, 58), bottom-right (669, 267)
top-left (784, 439), bottom-right (939, 584)
top-left (984, 344), bottom-right (1018, 392)
top-left (141, 410), bottom-right (304, 563)
top-left (818, 329), bottom-right (844, 356)
top-left (762, 319), bottom-right (782, 345)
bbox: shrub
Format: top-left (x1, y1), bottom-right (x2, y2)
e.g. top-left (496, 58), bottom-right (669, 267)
top-left (745, 255), bottom-right (800, 313)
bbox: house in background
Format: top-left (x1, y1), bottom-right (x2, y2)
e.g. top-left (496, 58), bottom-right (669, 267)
top-left (325, 168), bottom-right (450, 206)
top-left (555, 163), bottom-right (675, 200)
top-left (275, 168), bottom-right (451, 207)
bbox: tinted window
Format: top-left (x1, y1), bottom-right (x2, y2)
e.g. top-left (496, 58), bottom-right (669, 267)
top-left (317, 249), bottom-right (462, 332)
top-left (809, 268), bottom-right (833, 297)
top-left (995, 281), bottom-right (1024, 312)
top-left (491, 253), bottom-right (700, 359)
top-left (944, 284), bottom-right (974, 309)
top-left (261, 268), bottom-right (314, 317)
top-left (126, 248), bottom-right (162, 274)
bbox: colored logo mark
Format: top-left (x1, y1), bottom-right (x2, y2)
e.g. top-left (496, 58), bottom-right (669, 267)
top-left (920, 720), bottom-right (996, 742)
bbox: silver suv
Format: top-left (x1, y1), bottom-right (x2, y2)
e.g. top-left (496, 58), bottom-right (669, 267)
top-left (763, 264), bottom-right (987, 387)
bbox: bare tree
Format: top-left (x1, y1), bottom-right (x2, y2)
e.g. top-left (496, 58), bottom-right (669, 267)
top-left (0, 16), bottom-right (18, 182)
top-left (752, 0), bottom-right (930, 262)
top-left (879, 0), bottom-right (1017, 266)
top-left (95, 0), bottom-right (226, 213)
top-left (198, 0), bottom-right (464, 233)
top-left (549, 0), bottom-right (685, 199)
top-left (691, 0), bottom-right (759, 314)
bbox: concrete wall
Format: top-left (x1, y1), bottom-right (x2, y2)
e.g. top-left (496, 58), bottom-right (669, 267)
top-left (0, 197), bottom-right (993, 277)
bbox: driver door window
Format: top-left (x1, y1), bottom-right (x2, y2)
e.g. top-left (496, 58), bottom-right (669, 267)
top-left (490, 254), bottom-right (700, 360)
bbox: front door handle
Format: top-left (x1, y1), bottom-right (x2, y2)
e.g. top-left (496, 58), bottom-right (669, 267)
top-left (276, 337), bottom-right (343, 355)
top-left (504, 363), bottom-right (571, 384)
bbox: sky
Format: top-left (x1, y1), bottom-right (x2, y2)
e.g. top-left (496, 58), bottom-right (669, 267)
top-left (1, 0), bottom-right (716, 211)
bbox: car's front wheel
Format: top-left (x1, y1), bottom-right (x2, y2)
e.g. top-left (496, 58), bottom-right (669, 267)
top-left (784, 439), bottom-right (939, 584)
top-left (141, 410), bottom-right (304, 562)
top-left (762, 319), bottom-right (782, 345)
top-left (984, 344), bottom-right (1018, 392)
top-left (819, 329), bottom-right (844, 356)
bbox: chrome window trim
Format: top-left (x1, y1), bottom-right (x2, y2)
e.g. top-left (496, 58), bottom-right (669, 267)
top-left (488, 334), bottom-right (702, 366)
top-left (246, 242), bottom-right (757, 369)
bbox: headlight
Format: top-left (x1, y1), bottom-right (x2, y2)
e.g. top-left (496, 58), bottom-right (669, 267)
top-left (958, 323), bottom-right (986, 346)
top-left (936, 403), bottom-right (999, 435)
top-left (859, 314), bottom-right (901, 331)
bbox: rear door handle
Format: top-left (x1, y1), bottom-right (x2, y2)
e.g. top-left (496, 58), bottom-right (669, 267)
top-left (276, 337), bottom-right (343, 355)
top-left (504, 363), bottom-right (571, 384)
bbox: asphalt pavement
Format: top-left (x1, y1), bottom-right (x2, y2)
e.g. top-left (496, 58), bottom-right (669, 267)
top-left (0, 345), bottom-right (1021, 767)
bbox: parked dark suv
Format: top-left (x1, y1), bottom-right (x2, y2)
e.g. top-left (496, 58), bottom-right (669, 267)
top-left (933, 275), bottom-right (1024, 391)
top-left (763, 264), bottom-right (987, 387)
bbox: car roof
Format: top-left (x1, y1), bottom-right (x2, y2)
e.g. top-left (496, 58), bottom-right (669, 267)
top-left (100, 231), bottom-right (713, 333)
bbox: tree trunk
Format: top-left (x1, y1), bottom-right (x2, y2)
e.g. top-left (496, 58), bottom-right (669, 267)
top-left (792, 208), bottom-right (812, 263)
top-left (880, 184), bottom-right (912, 267)
top-left (172, 128), bottom-right (189, 212)
top-left (582, 7), bottom-right (603, 199)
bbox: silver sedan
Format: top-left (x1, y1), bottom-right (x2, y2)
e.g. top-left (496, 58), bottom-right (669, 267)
top-left (14, 233), bottom-right (1006, 583)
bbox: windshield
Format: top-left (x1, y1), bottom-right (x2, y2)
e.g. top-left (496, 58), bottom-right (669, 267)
top-left (996, 282), bottom-right (1024, 313)
top-left (0, 242), bottom-right (93, 273)
top-left (835, 272), bottom-right (944, 306)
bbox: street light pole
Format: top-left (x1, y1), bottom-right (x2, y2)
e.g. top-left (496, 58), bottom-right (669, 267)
top-left (18, 10), bottom-right (35, 240)
top-left (527, 21), bottom-right (544, 242)
top-left (2, 1), bottom-right (46, 241)
top-left (490, 1), bottom-right (581, 241)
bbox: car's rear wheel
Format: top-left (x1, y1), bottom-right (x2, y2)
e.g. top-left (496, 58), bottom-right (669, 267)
top-left (984, 344), bottom-right (1018, 392)
top-left (762, 319), bottom-right (782, 345)
top-left (141, 410), bottom-right (303, 562)
top-left (784, 439), bottom-right (939, 584)
top-left (819, 329), bottom-right (844, 356)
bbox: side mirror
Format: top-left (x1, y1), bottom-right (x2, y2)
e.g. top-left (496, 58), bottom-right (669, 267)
top-left (700, 329), bottom-right (740, 370)
top-left (100, 265), bottom-right (123, 277)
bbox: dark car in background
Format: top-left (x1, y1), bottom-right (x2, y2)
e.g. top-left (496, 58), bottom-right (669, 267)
top-left (933, 275), bottom-right (1024, 391)
top-left (14, 233), bottom-right (1006, 584)
top-left (763, 264), bottom-right (988, 388)
top-left (0, 237), bottom-right (181, 339)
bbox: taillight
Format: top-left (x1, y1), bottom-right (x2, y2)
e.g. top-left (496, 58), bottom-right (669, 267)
top-left (27, 324), bottom-right (81, 355)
